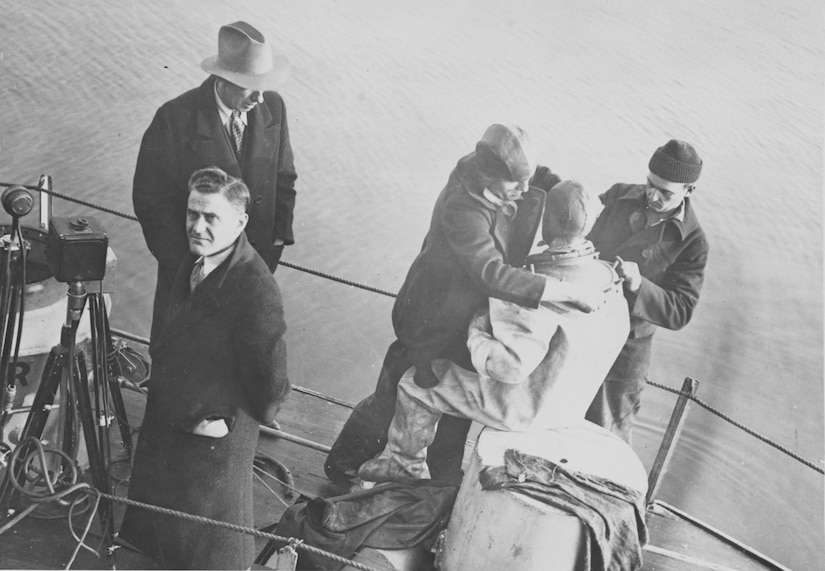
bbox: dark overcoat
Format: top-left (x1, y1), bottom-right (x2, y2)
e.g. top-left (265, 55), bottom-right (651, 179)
top-left (391, 153), bottom-right (551, 371)
top-left (588, 183), bottom-right (709, 383)
top-left (132, 76), bottom-right (297, 341)
top-left (119, 233), bottom-right (290, 570)
top-left (323, 157), bottom-right (558, 480)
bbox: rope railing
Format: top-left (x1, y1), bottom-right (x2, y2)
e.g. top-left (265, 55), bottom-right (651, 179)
top-left (646, 380), bottom-right (824, 475)
top-left (5, 182), bottom-right (821, 476)
top-left (0, 182), bottom-right (140, 222)
top-left (0, 181), bottom-right (399, 299)
top-left (0, 437), bottom-right (382, 571)
top-left (278, 260), bottom-right (397, 298)
top-left (102, 492), bottom-right (382, 571)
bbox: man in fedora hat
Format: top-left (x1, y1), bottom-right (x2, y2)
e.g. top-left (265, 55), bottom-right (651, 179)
top-left (585, 139), bottom-right (710, 442)
top-left (133, 20), bottom-right (296, 344)
top-left (325, 125), bottom-right (611, 491)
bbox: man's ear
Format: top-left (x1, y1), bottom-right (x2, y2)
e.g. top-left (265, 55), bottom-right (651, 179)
top-left (686, 184), bottom-right (696, 195)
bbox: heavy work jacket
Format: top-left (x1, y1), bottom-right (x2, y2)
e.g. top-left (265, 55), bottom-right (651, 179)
top-left (119, 233), bottom-right (290, 570)
top-left (133, 76), bottom-right (297, 341)
top-left (391, 153), bottom-right (552, 371)
top-left (588, 183), bottom-right (709, 382)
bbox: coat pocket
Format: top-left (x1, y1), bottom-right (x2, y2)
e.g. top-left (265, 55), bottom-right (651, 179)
top-left (179, 414), bottom-right (235, 438)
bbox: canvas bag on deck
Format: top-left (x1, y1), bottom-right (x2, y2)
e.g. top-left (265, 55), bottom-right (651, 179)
top-left (258, 480), bottom-right (458, 570)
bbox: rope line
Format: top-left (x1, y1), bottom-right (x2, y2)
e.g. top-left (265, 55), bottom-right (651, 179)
top-left (100, 492), bottom-right (381, 571)
top-left (646, 380), bottom-right (824, 475)
top-left (0, 182), bottom-right (140, 222)
top-left (3, 437), bottom-right (381, 571)
top-left (278, 261), bottom-right (397, 298)
top-left (10, 182), bottom-right (399, 298)
top-left (7, 182), bottom-right (821, 475)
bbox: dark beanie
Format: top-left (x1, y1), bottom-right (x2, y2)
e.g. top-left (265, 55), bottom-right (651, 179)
top-left (648, 139), bottom-right (703, 183)
top-left (475, 124), bottom-right (536, 182)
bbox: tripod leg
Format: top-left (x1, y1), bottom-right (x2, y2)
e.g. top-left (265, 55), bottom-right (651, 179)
top-left (96, 296), bottom-right (133, 460)
top-left (74, 353), bottom-right (110, 491)
top-left (59, 353), bottom-right (80, 462)
top-left (107, 371), bottom-right (132, 459)
top-left (73, 350), bottom-right (115, 551)
top-left (0, 347), bottom-right (66, 509)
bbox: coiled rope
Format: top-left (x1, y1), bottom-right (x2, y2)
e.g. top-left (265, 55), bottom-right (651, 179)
top-left (5, 181), bottom-right (822, 475)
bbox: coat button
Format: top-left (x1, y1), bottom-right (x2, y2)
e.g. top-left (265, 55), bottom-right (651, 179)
top-left (254, 195), bottom-right (263, 204)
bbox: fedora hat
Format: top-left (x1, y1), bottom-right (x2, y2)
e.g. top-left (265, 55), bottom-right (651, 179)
top-left (200, 21), bottom-right (289, 91)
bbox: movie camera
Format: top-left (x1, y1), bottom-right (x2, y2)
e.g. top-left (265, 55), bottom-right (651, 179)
top-left (0, 176), bottom-right (129, 559)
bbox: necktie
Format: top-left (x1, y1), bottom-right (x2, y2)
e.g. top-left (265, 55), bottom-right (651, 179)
top-left (230, 111), bottom-right (244, 156)
top-left (189, 258), bottom-right (205, 292)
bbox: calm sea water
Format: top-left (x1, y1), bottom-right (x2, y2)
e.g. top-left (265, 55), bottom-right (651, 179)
top-left (1, 1), bottom-right (822, 568)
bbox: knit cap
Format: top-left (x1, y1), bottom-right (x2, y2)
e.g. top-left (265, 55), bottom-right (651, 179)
top-left (648, 139), bottom-right (703, 183)
top-left (542, 180), bottom-right (600, 244)
top-left (475, 124), bottom-right (536, 182)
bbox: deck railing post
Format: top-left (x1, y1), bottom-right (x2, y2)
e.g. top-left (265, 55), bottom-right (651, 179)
top-left (38, 174), bottom-right (52, 230)
top-left (646, 377), bottom-right (699, 506)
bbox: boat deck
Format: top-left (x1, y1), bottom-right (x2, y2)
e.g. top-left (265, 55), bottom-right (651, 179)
top-left (0, 383), bottom-right (784, 570)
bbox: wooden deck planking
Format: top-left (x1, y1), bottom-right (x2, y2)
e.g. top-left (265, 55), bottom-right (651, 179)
top-left (641, 506), bottom-right (786, 571)
top-left (0, 382), bottom-right (784, 570)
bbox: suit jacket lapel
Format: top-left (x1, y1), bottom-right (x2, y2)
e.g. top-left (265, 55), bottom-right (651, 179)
top-left (243, 101), bottom-right (278, 195)
top-left (153, 254), bottom-right (223, 354)
top-left (152, 235), bottom-right (255, 354)
top-left (190, 77), bottom-right (243, 179)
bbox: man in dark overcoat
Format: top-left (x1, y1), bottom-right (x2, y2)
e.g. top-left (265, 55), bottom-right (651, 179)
top-left (133, 21), bottom-right (297, 344)
top-left (119, 167), bottom-right (290, 569)
top-left (325, 124), bottom-right (609, 489)
top-left (585, 139), bottom-right (709, 442)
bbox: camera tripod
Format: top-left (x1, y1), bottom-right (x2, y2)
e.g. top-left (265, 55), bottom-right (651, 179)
top-left (0, 216), bottom-right (28, 449)
top-left (0, 279), bottom-right (133, 562)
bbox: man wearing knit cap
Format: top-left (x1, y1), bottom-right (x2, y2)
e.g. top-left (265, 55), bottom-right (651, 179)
top-left (585, 139), bottom-right (709, 442)
top-left (325, 125), bottom-right (609, 490)
top-left (358, 180), bottom-right (629, 484)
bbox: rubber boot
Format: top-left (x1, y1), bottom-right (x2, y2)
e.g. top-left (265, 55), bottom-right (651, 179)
top-left (358, 379), bottom-right (440, 484)
top-left (324, 341), bottom-right (411, 490)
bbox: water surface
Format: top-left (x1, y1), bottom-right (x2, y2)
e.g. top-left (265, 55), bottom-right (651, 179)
top-left (1, 1), bottom-right (822, 568)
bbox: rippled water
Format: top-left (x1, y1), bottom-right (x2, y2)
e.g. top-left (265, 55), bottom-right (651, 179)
top-left (1, 1), bottom-right (822, 568)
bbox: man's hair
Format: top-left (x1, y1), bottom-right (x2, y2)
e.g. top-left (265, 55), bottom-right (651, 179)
top-left (188, 166), bottom-right (250, 212)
